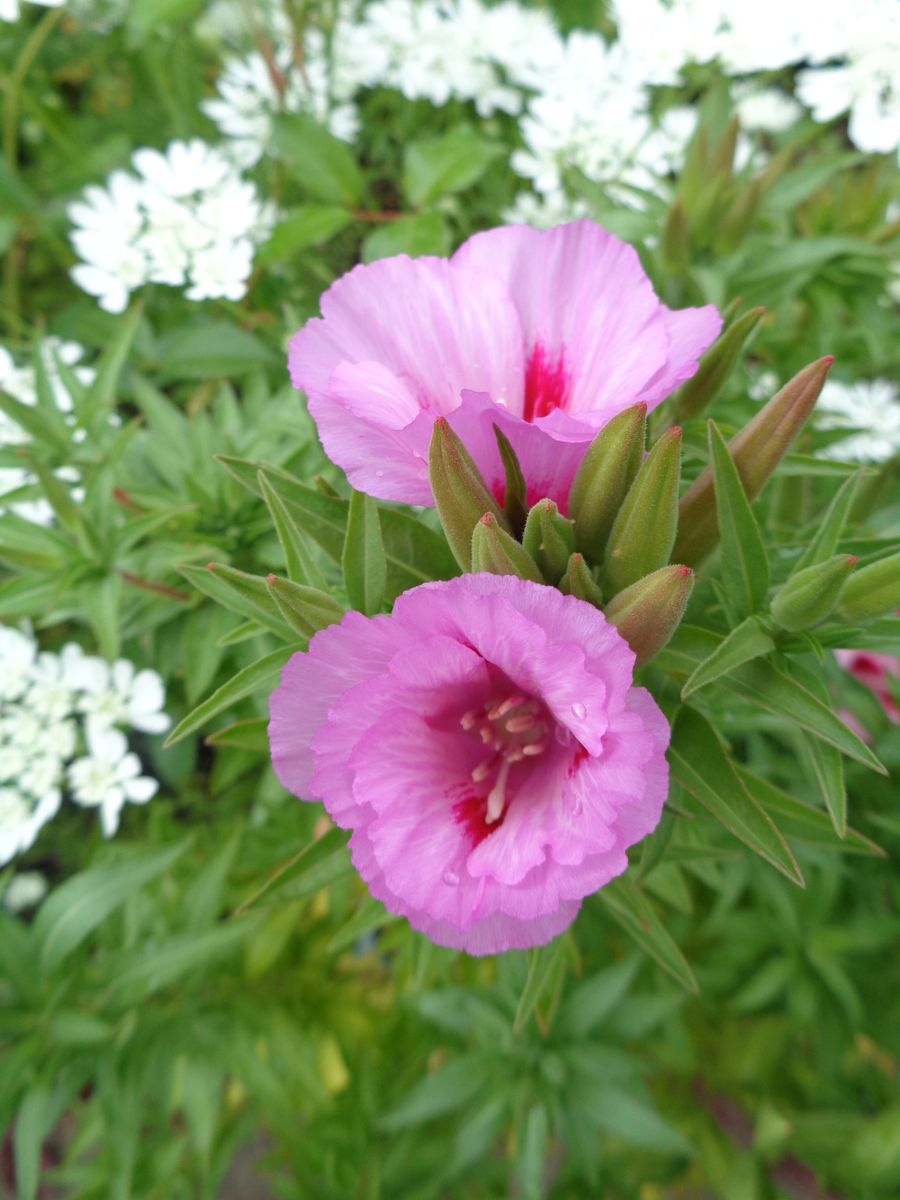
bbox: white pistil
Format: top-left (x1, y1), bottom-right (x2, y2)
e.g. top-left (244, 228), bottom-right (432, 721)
top-left (485, 759), bottom-right (511, 824)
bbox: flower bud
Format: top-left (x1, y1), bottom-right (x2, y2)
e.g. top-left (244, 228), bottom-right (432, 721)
top-left (429, 417), bottom-right (510, 570)
top-left (661, 195), bottom-right (691, 270)
top-left (604, 565), bottom-right (695, 667)
top-left (471, 513), bottom-right (543, 583)
top-left (567, 402), bottom-right (646, 560)
top-left (674, 356), bottom-right (834, 567)
top-left (559, 553), bottom-right (604, 608)
top-left (673, 306), bottom-right (765, 422)
top-left (266, 574), bottom-right (344, 637)
top-left (602, 426), bottom-right (682, 598)
top-left (771, 555), bottom-right (858, 632)
top-left (837, 552), bottom-right (900, 623)
top-left (522, 498), bottom-right (576, 585)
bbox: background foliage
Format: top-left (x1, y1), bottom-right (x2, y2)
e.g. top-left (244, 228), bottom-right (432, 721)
top-left (1, 1), bottom-right (899, 1197)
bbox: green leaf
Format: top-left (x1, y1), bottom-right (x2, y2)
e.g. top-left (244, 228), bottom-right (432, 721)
top-left (708, 419), bottom-right (769, 619)
top-left (342, 489), bottom-right (386, 615)
top-left (403, 125), bottom-right (503, 206)
top-left (237, 827), bottom-right (350, 910)
top-left (736, 768), bottom-right (883, 856)
top-left (79, 302), bottom-right (142, 423)
top-left (0, 388), bottom-right (69, 452)
top-left (518, 1105), bottom-right (549, 1200)
top-left (157, 322), bottom-right (275, 379)
top-left (362, 212), bottom-right (450, 262)
top-left (513, 935), bottom-right (569, 1033)
top-left (587, 1090), bottom-right (690, 1154)
top-left (179, 562), bottom-right (293, 639)
top-left (381, 1055), bottom-right (491, 1130)
top-left (205, 717), bottom-right (269, 752)
top-left (559, 957), bottom-right (639, 1039)
top-left (271, 113), bottom-right (366, 206)
top-left (109, 916), bottom-right (263, 1000)
top-left (164, 646), bottom-right (299, 746)
top-left (597, 877), bottom-right (698, 993)
top-left (791, 660), bottom-right (847, 836)
top-left (681, 615), bottom-right (774, 698)
top-left (34, 842), bottom-right (188, 973)
top-left (669, 707), bottom-right (804, 885)
top-left (181, 829), bottom-right (242, 929)
top-left (127, 0), bottom-right (204, 37)
top-left (259, 472), bottom-right (329, 589)
top-left (257, 204), bottom-right (353, 263)
top-left (14, 1082), bottom-right (77, 1200)
top-left (792, 469), bottom-right (865, 574)
top-left (265, 574), bottom-right (344, 637)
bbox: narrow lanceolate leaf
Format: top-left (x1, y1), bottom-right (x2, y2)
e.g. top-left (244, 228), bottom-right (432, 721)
top-left (568, 402), bottom-right (646, 560)
top-left (675, 356), bottom-right (834, 566)
top-left (493, 424), bottom-right (528, 536)
top-left (342, 489), bottom-right (386, 615)
top-left (792, 469), bottom-right (865, 574)
top-left (165, 645), bottom-right (299, 746)
top-left (707, 420), bottom-right (769, 620)
top-left (669, 707), bottom-right (804, 886)
top-left (522, 499), bottom-right (575, 584)
top-left (790, 660), bottom-right (848, 837)
top-left (736, 768), bottom-right (882, 857)
top-left (673, 306), bottom-right (765, 421)
top-left (681, 615), bottom-right (774, 698)
top-left (34, 842), bottom-right (188, 973)
top-left (602, 425), bottom-right (682, 597)
top-left (597, 877), bottom-right (698, 993)
top-left (513, 935), bottom-right (570, 1033)
top-left (79, 301), bottom-right (142, 422)
top-left (604, 565), bottom-right (694, 667)
top-left (471, 513), bottom-right (543, 582)
top-left (179, 563), bottom-right (293, 639)
top-left (837, 551), bottom-right (900, 622)
top-left (559, 553), bottom-right (604, 607)
top-left (266, 574), bottom-right (344, 638)
top-left (429, 418), bottom-right (508, 570)
top-left (259, 471), bottom-right (329, 590)
top-left (771, 554), bottom-right (857, 632)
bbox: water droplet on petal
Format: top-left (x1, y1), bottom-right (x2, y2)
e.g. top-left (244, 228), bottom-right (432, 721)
top-left (442, 868), bottom-right (460, 887)
top-left (495, 397), bottom-right (508, 408)
top-left (375, 469), bottom-right (385, 478)
top-left (571, 702), bottom-right (587, 720)
top-left (554, 725), bottom-right (572, 746)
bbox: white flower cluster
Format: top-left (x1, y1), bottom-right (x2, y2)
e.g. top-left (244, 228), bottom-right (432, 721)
top-left (0, 339), bottom-right (92, 524)
top-left (816, 379), bottom-right (900, 463)
top-left (68, 138), bottom-right (274, 312)
top-left (0, 0), bottom-right (62, 22)
top-left (203, 0), bottom-right (900, 220)
top-left (0, 627), bottom-right (169, 865)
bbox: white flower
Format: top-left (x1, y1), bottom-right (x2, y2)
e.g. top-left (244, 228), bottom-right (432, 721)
top-left (0, 785), bottom-right (60, 866)
top-left (68, 721), bottom-right (158, 837)
top-left (68, 655), bottom-right (170, 734)
top-left (68, 140), bottom-right (271, 309)
top-left (0, 626), bottom-right (35, 701)
top-left (733, 86), bottom-right (804, 133)
top-left (0, 0), bottom-right (64, 23)
top-left (2, 870), bottom-right (48, 913)
top-left (816, 379), bottom-right (900, 462)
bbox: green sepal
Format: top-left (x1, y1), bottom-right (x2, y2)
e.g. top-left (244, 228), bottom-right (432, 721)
top-left (672, 306), bottom-right (765, 422)
top-left (470, 513), bottom-right (543, 582)
top-left (558, 553), bottom-right (604, 608)
top-left (602, 426), bottom-right (682, 597)
top-left (771, 554), bottom-right (858, 632)
top-left (265, 574), bottom-right (345, 638)
top-left (492, 424), bottom-right (528, 537)
top-left (604, 564), bottom-right (694, 667)
top-left (674, 356), bottom-right (833, 567)
top-left (521, 499), bottom-right (575, 585)
top-left (429, 417), bottom-right (509, 570)
top-left (836, 551), bottom-right (900, 622)
top-left (568, 402), bottom-right (646, 562)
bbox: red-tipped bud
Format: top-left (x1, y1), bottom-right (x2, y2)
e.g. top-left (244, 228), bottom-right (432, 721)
top-left (471, 512), bottom-right (544, 582)
top-left (429, 417), bottom-right (509, 570)
top-left (837, 551), bottom-right (900, 623)
top-left (604, 564), bottom-right (695, 667)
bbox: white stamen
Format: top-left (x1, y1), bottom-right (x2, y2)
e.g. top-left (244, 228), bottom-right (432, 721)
top-left (471, 757), bottom-right (495, 782)
top-left (521, 741), bottom-right (547, 757)
top-left (489, 694), bottom-right (525, 719)
top-left (459, 709), bottom-right (478, 730)
top-left (506, 713), bottom-right (536, 733)
top-left (485, 759), bottom-right (511, 823)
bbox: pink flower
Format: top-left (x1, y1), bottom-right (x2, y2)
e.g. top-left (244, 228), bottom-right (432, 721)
top-left (289, 220), bottom-right (721, 510)
top-left (269, 574), bottom-right (670, 955)
top-left (835, 649), bottom-right (900, 740)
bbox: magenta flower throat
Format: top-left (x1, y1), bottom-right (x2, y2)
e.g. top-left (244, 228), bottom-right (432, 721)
top-left (269, 574), bottom-right (670, 956)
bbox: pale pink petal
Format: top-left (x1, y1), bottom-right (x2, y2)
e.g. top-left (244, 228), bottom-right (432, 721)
top-left (635, 305), bottom-right (723, 406)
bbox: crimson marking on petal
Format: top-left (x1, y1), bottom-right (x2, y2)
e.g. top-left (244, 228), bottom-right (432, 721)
top-left (523, 341), bottom-right (570, 422)
top-left (567, 744), bottom-right (590, 778)
top-left (453, 789), bottom-right (502, 847)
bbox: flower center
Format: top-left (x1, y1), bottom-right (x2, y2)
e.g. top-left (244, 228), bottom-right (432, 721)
top-left (522, 341), bottom-right (570, 422)
top-left (459, 691), bottom-right (550, 825)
